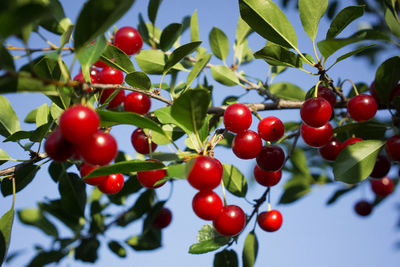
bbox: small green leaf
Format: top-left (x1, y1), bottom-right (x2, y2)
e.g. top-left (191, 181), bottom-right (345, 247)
top-left (290, 148), bottom-right (310, 175)
top-left (254, 42), bottom-right (302, 68)
top-left (222, 164), bottom-right (247, 197)
top-left (1, 164), bottom-right (39, 197)
top-left (100, 43), bottom-right (135, 73)
top-left (136, 49), bottom-right (186, 75)
top-left (186, 54), bottom-right (212, 89)
top-left (159, 23), bottom-right (182, 51)
top-left (0, 96), bottom-right (20, 138)
top-left (210, 65), bottom-right (240, 86)
top-left (209, 27), bottom-right (229, 61)
top-left (189, 225), bottom-right (230, 254)
top-left (148, 0), bottom-right (163, 24)
top-left (214, 249), bottom-right (239, 267)
top-left (326, 5), bottom-right (365, 39)
top-left (385, 7), bottom-right (400, 39)
top-left (326, 186), bottom-right (357, 205)
top-left (108, 241), bottom-right (127, 258)
top-left (269, 82), bottom-right (305, 101)
top-left (39, 200), bottom-right (82, 232)
top-left (85, 160), bottom-right (164, 178)
top-left (77, 35), bottom-right (107, 74)
top-left (329, 44), bottom-right (376, 69)
top-left (0, 149), bottom-right (14, 163)
top-left (35, 104), bottom-right (49, 128)
top-left (27, 250), bottom-right (65, 267)
top-left (279, 177), bottom-right (311, 204)
top-left (117, 190), bottom-right (155, 226)
top-left (41, 0), bottom-right (72, 36)
top-left (0, 205), bottom-right (14, 265)
top-left (333, 140), bottom-right (385, 184)
top-left (299, 0), bottom-right (328, 40)
top-left (17, 209), bottom-right (58, 237)
top-left (167, 163), bottom-right (187, 179)
top-left (236, 17), bottom-right (252, 45)
top-left (58, 173), bottom-right (86, 218)
top-left (125, 71), bottom-right (152, 91)
top-left (0, 44), bottom-right (15, 71)
top-left (126, 228), bottom-right (161, 251)
top-left (317, 32), bottom-right (366, 59)
top-left (190, 10), bottom-right (199, 42)
top-left (164, 41), bottom-right (202, 74)
top-left (374, 56), bottom-right (400, 104)
top-left (242, 232), bottom-right (258, 267)
top-left (74, 237), bottom-right (100, 263)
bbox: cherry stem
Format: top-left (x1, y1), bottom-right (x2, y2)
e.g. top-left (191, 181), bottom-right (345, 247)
top-left (220, 179), bottom-right (227, 206)
top-left (342, 79), bottom-right (359, 96)
top-left (313, 80), bottom-right (323, 98)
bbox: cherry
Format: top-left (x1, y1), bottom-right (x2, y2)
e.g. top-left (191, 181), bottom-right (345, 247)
top-left (113, 26), bottom-right (143, 56)
top-left (370, 155), bottom-right (391, 179)
top-left (136, 159), bottom-right (167, 189)
top-left (257, 210), bottom-right (283, 232)
top-left (257, 116), bottom-right (284, 142)
top-left (192, 190), bottom-right (223, 220)
top-left (319, 137), bottom-right (342, 161)
top-left (300, 122), bottom-right (333, 148)
top-left (347, 94), bottom-right (377, 122)
top-left (44, 129), bottom-right (76, 162)
top-left (94, 60), bottom-right (108, 69)
top-left (316, 86), bottom-right (336, 109)
top-left (97, 66), bottom-right (124, 84)
top-left (78, 130), bottom-right (118, 166)
top-left (342, 137), bottom-right (363, 149)
top-left (300, 97), bottom-right (332, 128)
top-left (385, 135), bottom-right (400, 162)
top-left (124, 92), bottom-right (151, 114)
top-left (213, 205), bottom-right (246, 236)
top-left (131, 128), bottom-right (157, 154)
top-left (187, 156), bottom-right (222, 190)
top-left (223, 103), bottom-right (252, 133)
top-left (354, 200), bottom-right (373, 217)
top-left (99, 89), bottom-right (125, 109)
top-left (98, 173), bottom-right (124, 194)
top-left (153, 207), bottom-right (172, 229)
top-left (79, 162), bottom-right (108, 186)
top-left (253, 165), bottom-right (281, 187)
top-left (370, 177), bottom-right (394, 197)
top-left (59, 105), bottom-right (99, 144)
top-left (232, 130), bottom-right (262, 159)
top-left (256, 145), bottom-right (285, 172)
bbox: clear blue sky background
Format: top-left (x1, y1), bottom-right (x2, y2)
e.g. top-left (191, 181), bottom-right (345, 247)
top-left (1, 0), bottom-right (399, 266)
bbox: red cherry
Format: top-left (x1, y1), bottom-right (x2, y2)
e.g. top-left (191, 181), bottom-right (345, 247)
top-left (232, 130), bottom-right (262, 159)
top-left (385, 135), bottom-right (400, 162)
top-left (59, 105), bottom-right (99, 144)
top-left (257, 210), bottom-right (283, 232)
top-left (124, 92), bottom-right (151, 114)
top-left (94, 60), bottom-right (108, 68)
top-left (136, 159), bottom-right (167, 189)
top-left (317, 86), bottom-right (336, 109)
top-left (300, 97), bottom-right (332, 128)
top-left (213, 205), bottom-right (246, 236)
top-left (342, 137), bottom-right (363, 149)
top-left (256, 145), bottom-right (285, 172)
top-left (347, 94), bottom-right (377, 122)
top-left (97, 67), bottom-right (124, 85)
top-left (79, 162), bottom-right (108, 186)
top-left (78, 130), bottom-right (118, 166)
top-left (370, 155), bottom-right (391, 179)
top-left (257, 116), bottom-right (284, 142)
top-left (131, 128), bottom-right (157, 154)
top-left (300, 123), bottom-right (333, 148)
top-left (98, 173), bottom-right (124, 194)
top-left (153, 207), bottom-right (172, 229)
top-left (192, 190), bottom-right (223, 220)
top-left (113, 26), bottom-right (143, 56)
top-left (44, 129), bottom-right (76, 162)
top-left (187, 156), bottom-right (222, 190)
top-left (253, 165), bottom-right (281, 187)
top-left (354, 200), bottom-right (373, 217)
top-left (223, 103), bottom-right (252, 133)
top-left (319, 137), bottom-right (342, 161)
top-left (99, 89), bottom-right (125, 109)
top-left (370, 177), bottom-right (394, 197)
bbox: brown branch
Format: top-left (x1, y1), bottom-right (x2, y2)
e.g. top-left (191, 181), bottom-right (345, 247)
top-left (6, 45), bottom-right (74, 53)
top-left (0, 153), bottom-right (47, 177)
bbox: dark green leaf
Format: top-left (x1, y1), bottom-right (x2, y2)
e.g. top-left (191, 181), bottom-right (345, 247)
top-left (0, 44), bottom-right (15, 71)
top-left (117, 190), bottom-right (155, 226)
top-left (17, 209), bottom-right (58, 237)
top-left (334, 122), bottom-right (387, 140)
top-left (164, 41), bottom-right (201, 74)
top-left (126, 228), bottom-right (161, 250)
top-left (189, 225), bottom-right (230, 254)
top-left (254, 42), bottom-right (302, 68)
top-left (125, 71), bottom-right (152, 91)
top-left (48, 161), bottom-right (71, 183)
top-left (159, 23), bottom-right (182, 51)
top-left (243, 232), bottom-right (258, 267)
top-left (100, 43), bottom-right (136, 73)
top-left (210, 65), bottom-right (240, 86)
top-left (148, 0), bottom-right (162, 24)
top-left (58, 173), bottom-right (86, 218)
top-left (329, 44), bottom-right (376, 68)
top-left (39, 200), bottom-right (81, 232)
top-left (138, 13), bottom-right (150, 44)
top-left (27, 250), bottom-right (65, 267)
top-left (85, 160), bottom-right (164, 178)
top-left (299, 0), bottom-right (328, 40)
top-left (75, 238), bottom-right (100, 263)
top-left (317, 32), bottom-right (366, 59)
top-left (269, 82), bottom-right (305, 100)
top-left (136, 49), bottom-right (186, 74)
top-left (326, 186), bottom-right (357, 205)
top-left (108, 241), bottom-right (127, 258)
top-left (186, 54), bottom-right (212, 88)
top-left (374, 56), bottom-right (400, 104)
top-left (2, 131), bottom-right (30, 143)
top-left (39, 0), bottom-right (72, 35)
top-left (190, 10), bottom-right (200, 42)
top-left (279, 174), bottom-right (311, 204)
top-left (0, 205), bottom-right (14, 265)
top-left (1, 164), bottom-right (39, 197)
top-left (214, 249), bottom-right (239, 267)
top-left (222, 164), bottom-right (247, 197)
top-left (326, 5), bottom-right (365, 39)
top-left (209, 27), bottom-right (229, 61)
top-left (0, 95), bottom-right (20, 138)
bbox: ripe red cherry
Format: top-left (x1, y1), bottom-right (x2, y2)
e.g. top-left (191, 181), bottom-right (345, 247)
top-left (78, 130), bottom-right (118, 166)
top-left (354, 200), bottom-right (373, 217)
top-left (97, 66), bottom-right (124, 84)
top-left (232, 130), bottom-right (262, 159)
top-left (342, 137), bottom-right (363, 149)
top-left (385, 135), bottom-right (400, 162)
top-left (370, 177), bottom-right (394, 197)
top-left (300, 97), bottom-right (332, 128)
top-left (213, 205), bottom-right (246, 236)
top-left (300, 123), bottom-right (333, 148)
top-left (153, 208), bottom-right (172, 229)
top-left (99, 89), bottom-right (125, 109)
top-left (256, 145), bottom-right (285, 172)
top-left (113, 26), bottom-right (143, 56)
top-left (319, 137), bottom-right (342, 161)
top-left (79, 162), bottom-right (108, 186)
top-left (370, 155), bottom-right (391, 178)
top-left (253, 165), bottom-right (281, 187)
top-left (44, 129), bottom-right (76, 162)
top-left (257, 210), bottom-right (283, 232)
top-left (124, 92), bottom-right (151, 114)
top-left (59, 105), bottom-right (99, 144)
top-left (192, 190), bottom-right (223, 220)
top-left (98, 173), bottom-right (124, 194)
top-left (131, 128), bottom-right (157, 154)
top-left (94, 60), bottom-right (108, 68)
top-left (187, 156), bottom-right (222, 190)
top-left (316, 86), bottom-right (336, 109)
top-left (347, 94), bottom-right (377, 122)
top-left (257, 116), bottom-right (284, 142)
top-left (136, 160), bottom-right (167, 189)
top-left (223, 103), bottom-right (252, 133)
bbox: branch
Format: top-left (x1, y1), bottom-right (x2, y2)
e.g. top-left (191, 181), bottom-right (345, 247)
top-left (0, 153), bottom-right (47, 177)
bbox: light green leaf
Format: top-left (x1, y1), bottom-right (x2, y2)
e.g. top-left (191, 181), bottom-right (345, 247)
top-left (254, 42), bottom-right (302, 68)
top-left (186, 54), bottom-right (212, 88)
top-left (209, 27), bottom-right (229, 61)
top-left (210, 65), bottom-right (240, 86)
top-left (243, 232), bottom-right (258, 267)
top-left (164, 41), bottom-right (202, 74)
top-left (136, 49), bottom-right (186, 75)
top-left (0, 204), bottom-right (14, 265)
top-left (326, 5), bottom-right (365, 39)
top-left (100, 43), bottom-right (135, 73)
top-left (0, 95), bottom-right (20, 138)
top-left (299, 0), bottom-right (328, 40)
top-left (222, 164), bottom-right (247, 197)
top-left (167, 163), bottom-right (187, 179)
top-left (154, 106), bottom-right (191, 134)
top-left (77, 35), bottom-right (107, 76)
top-left (125, 71), bottom-right (152, 91)
top-left (190, 10), bottom-right (200, 42)
top-left (35, 104), bottom-right (49, 128)
top-left (189, 225), bottom-right (230, 254)
top-left (18, 209), bottom-right (58, 237)
top-left (385, 7), bottom-right (400, 39)
top-left (0, 149), bottom-right (14, 162)
top-left (236, 17), bottom-right (252, 45)
top-left (317, 32), bottom-right (366, 59)
top-left (269, 82), bottom-right (305, 100)
top-left (39, 0), bottom-right (72, 35)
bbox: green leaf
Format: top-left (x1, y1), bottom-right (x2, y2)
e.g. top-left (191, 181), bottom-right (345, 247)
top-left (27, 250), bottom-right (65, 267)
top-left (17, 209), bottom-right (58, 237)
top-left (279, 175), bottom-right (311, 204)
top-left (254, 42), bottom-right (302, 68)
top-left (100, 43), bottom-right (135, 73)
top-left (1, 164), bottom-right (39, 197)
top-left (222, 164), bottom-right (247, 197)
top-left (154, 106), bottom-right (191, 134)
top-left (50, 102), bottom-right (64, 120)
top-left (385, 7), bottom-right (400, 39)
top-left (189, 225), bottom-right (230, 254)
top-left (242, 232), bottom-right (258, 267)
top-left (0, 96), bottom-right (20, 138)
top-left (299, 0), bottom-right (328, 40)
top-left (210, 65), bottom-right (240, 86)
top-left (290, 148), bottom-right (310, 175)
top-left (58, 173), bottom-right (86, 218)
top-left (167, 163), bottom-right (187, 179)
top-left (126, 228), bottom-right (161, 251)
top-left (39, 200), bottom-right (82, 232)
top-left (329, 44), bottom-right (376, 69)
top-left (190, 10), bottom-right (200, 42)
top-left (73, 0), bottom-right (135, 50)
top-left (171, 89), bottom-right (210, 134)
top-left (136, 49), bottom-right (186, 75)
top-left (317, 32), bottom-right (366, 59)
top-left (326, 186), bottom-right (357, 205)
top-left (209, 27), bottom-right (229, 61)
top-left (117, 190), bottom-right (155, 226)
top-left (125, 71), bottom-right (152, 91)
top-left (39, 0), bottom-right (72, 35)
top-left (186, 54), bottom-right (212, 88)
top-left (0, 205), bottom-right (14, 265)
top-left (35, 104), bottom-right (49, 128)
top-left (236, 17), bottom-right (252, 45)
top-left (0, 44), bottom-right (15, 71)
top-left (163, 41), bottom-right (201, 74)
top-left (77, 35), bottom-right (107, 75)
top-left (75, 237), bottom-right (100, 263)
top-left (148, 0), bottom-right (162, 24)
top-left (374, 56), bottom-right (400, 104)
top-left (108, 241), bottom-right (127, 258)
top-left (269, 82), bottom-right (305, 100)
top-left (334, 122), bottom-right (387, 140)
top-left (0, 149), bottom-right (14, 163)
top-left (333, 140), bottom-right (385, 184)
top-left (214, 249), bottom-right (239, 267)
top-left (159, 23), bottom-right (182, 51)
top-left (85, 160), bottom-right (164, 178)
top-left (239, 0), bottom-right (298, 49)
top-left (326, 5), bottom-right (365, 39)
